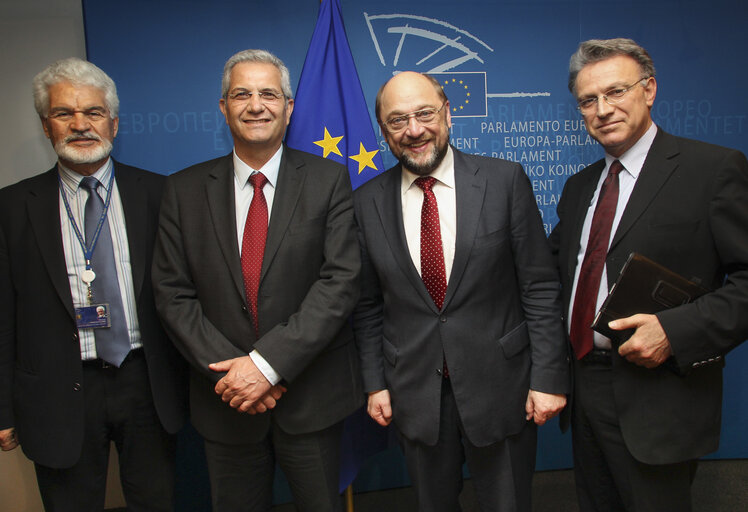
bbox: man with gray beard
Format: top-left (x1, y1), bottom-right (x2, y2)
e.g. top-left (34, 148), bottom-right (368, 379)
top-left (353, 71), bottom-right (569, 511)
top-left (0, 57), bottom-right (187, 511)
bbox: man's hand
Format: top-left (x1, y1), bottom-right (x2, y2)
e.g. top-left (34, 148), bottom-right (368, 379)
top-left (525, 390), bottom-right (566, 425)
top-left (242, 385), bottom-right (288, 415)
top-left (210, 356), bottom-right (272, 410)
top-left (367, 389), bottom-right (393, 426)
top-left (610, 314), bottom-right (672, 368)
top-left (0, 428), bottom-right (18, 451)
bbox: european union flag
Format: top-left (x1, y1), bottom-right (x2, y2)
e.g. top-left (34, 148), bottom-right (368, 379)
top-left (431, 72), bottom-right (487, 117)
top-left (285, 0), bottom-right (388, 493)
top-left (285, 0), bottom-right (383, 191)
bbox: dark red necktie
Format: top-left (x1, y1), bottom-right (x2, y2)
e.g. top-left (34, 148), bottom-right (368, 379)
top-left (415, 176), bottom-right (447, 309)
top-left (241, 172), bottom-right (268, 335)
top-left (570, 160), bottom-right (624, 359)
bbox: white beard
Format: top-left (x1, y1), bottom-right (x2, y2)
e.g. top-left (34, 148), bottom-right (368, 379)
top-left (54, 133), bottom-right (113, 165)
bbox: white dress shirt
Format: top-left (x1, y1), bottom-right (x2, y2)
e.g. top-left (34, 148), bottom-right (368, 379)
top-left (401, 146), bottom-right (457, 282)
top-left (568, 123), bottom-right (658, 349)
top-left (232, 146), bottom-right (283, 385)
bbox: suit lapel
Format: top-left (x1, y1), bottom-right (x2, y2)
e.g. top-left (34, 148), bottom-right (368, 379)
top-left (373, 166), bottom-right (438, 310)
top-left (610, 130), bottom-right (679, 250)
top-left (444, 151), bottom-right (484, 309)
top-left (115, 162), bottom-right (148, 301)
top-left (566, 160), bottom-right (605, 278)
top-left (205, 155), bottom-right (246, 302)
top-left (27, 167), bottom-right (75, 317)
top-left (262, 148), bottom-right (304, 281)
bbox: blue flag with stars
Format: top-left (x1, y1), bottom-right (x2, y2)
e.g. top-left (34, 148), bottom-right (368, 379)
top-left (431, 72), bottom-right (487, 117)
top-left (285, 0), bottom-right (383, 190)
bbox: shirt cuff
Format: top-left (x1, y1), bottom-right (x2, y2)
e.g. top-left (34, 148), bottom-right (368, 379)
top-left (249, 350), bottom-right (281, 385)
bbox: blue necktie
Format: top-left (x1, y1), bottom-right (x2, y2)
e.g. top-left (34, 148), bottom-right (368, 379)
top-left (81, 176), bottom-right (130, 366)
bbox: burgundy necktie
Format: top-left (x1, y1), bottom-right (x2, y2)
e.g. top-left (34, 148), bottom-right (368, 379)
top-left (241, 172), bottom-right (268, 335)
top-left (570, 160), bottom-right (624, 359)
top-left (415, 176), bottom-right (447, 309)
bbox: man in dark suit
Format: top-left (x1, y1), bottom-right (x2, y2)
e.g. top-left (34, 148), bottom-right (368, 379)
top-left (0, 58), bottom-right (187, 511)
top-left (354, 71), bottom-right (569, 512)
top-left (151, 49), bottom-right (362, 512)
top-left (550, 38), bottom-right (748, 511)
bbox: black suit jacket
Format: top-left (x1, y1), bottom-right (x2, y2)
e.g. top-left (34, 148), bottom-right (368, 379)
top-left (0, 161), bottom-right (188, 469)
top-left (152, 146), bottom-right (363, 443)
top-left (354, 148), bottom-right (569, 447)
top-left (550, 128), bottom-right (748, 464)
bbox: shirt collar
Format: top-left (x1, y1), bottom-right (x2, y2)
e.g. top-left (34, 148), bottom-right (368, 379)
top-left (401, 146), bottom-right (455, 196)
top-left (58, 157), bottom-right (114, 193)
top-left (604, 123), bottom-right (658, 179)
top-left (233, 145), bottom-right (283, 189)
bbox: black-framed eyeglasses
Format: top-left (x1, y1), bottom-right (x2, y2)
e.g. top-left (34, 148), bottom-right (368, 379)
top-left (577, 77), bottom-right (651, 113)
top-left (383, 101), bottom-right (447, 132)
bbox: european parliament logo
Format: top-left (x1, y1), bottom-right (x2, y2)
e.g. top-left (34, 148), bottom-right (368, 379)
top-left (363, 12), bottom-right (550, 116)
top-left (431, 72), bottom-right (487, 117)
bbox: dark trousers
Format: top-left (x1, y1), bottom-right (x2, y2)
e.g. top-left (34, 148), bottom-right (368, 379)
top-left (34, 350), bottom-right (176, 512)
top-left (203, 420), bottom-right (344, 512)
top-left (400, 379), bottom-right (537, 512)
top-left (572, 358), bottom-right (698, 512)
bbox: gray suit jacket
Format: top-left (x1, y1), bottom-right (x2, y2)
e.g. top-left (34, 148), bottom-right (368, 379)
top-left (0, 161), bottom-right (188, 468)
top-left (550, 129), bottom-right (748, 464)
top-left (152, 146), bottom-right (363, 443)
top-left (354, 148), bottom-right (569, 447)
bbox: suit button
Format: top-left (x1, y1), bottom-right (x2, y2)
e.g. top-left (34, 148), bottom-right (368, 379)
top-left (241, 305), bottom-right (248, 314)
top-left (436, 369), bottom-right (442, 376)
top-left (73, 383), bottom-right (81, 392)
top-left (72, 332), bottom-right (79, 342)
top-left (440, 316), bottom-right (447, 323)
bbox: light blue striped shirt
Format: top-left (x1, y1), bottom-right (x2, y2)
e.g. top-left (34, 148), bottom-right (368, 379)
top-left (58, 158), bottom-right (142, 360)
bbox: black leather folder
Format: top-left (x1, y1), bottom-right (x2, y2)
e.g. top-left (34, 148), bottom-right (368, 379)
top-left (592, 252), bottom-right (709, 344)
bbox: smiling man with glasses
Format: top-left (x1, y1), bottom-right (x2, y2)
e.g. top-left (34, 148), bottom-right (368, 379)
top-left (550, 38), bottom-right (748, 512)
top-left (354, 71), bottom-right (569, 512)
top-left (0, 57), bottom-right (188, 511)
top-left (152, 49), bottom-right (362, 512)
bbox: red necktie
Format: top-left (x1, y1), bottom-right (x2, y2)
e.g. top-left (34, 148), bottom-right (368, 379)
top-left (415, 176), bottom-right (447, 309)
top-left (241, 172), bottom-right (268, 335)
top-left (570, 160), bottom-right (623, 359)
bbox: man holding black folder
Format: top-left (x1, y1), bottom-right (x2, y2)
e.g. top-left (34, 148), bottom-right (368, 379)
top-left (551, 38), bottom-right (748, 511)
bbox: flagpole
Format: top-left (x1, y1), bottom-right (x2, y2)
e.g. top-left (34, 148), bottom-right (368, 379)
top-left (345, 484), bottom-right (354, 512)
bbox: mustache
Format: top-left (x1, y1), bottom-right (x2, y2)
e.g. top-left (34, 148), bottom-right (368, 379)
top-left (63, 131), bottom-right (103, 143)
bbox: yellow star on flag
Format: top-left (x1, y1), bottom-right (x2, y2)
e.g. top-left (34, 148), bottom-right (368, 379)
top-left (313, 127), bottom-right (344, 158)
top-left (349, 142), bottom-right (379, 174)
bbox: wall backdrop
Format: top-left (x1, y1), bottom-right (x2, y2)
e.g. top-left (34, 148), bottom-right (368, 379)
top-left (81, 0), bottom-right (748, 506)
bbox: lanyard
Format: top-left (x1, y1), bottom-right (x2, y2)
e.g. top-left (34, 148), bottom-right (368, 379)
top-left (58, 170), bottom-right (115, 272)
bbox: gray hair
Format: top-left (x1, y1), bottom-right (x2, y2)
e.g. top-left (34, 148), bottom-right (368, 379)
top-left (375, 72), bottom-right (448, 123)
top-left (568, 38), bottom-right (656, 94)
top-left (221, 49), bottom-right (293, 100)
top-left (32, 57), bottom-right (119, 118)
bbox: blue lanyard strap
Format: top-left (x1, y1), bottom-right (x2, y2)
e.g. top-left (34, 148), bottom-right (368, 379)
top-left (58, 170), bottom-right (115, 270)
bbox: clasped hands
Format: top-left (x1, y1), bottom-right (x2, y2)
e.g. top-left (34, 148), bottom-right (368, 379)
top-left (209, 356), bottom-right (286, 414)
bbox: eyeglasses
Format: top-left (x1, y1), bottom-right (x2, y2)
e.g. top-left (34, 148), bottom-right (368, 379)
top-left (383, 101), bottom-right (447, 132)
top-left (227, 89), bottom-right (284, 103)
top-left (48, 108), bottom-right (109, 122)
top-left (576, 77), bottom-right (651, 113)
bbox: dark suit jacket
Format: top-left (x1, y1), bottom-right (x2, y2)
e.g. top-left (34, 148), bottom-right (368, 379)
top-left (354, 148), bottom-right (569, 447)
top-left (152, 146), bottom-right (362, 443)
top-left (550, 128), bottom-right (748, 464)
top-left (0, 161), bottom-right (188, 469)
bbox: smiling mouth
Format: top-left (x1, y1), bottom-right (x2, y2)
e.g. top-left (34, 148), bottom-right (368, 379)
top-left (66, 137), bottom-right (100, 145)
top-left (405, 139), bottom-right (432, 152)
